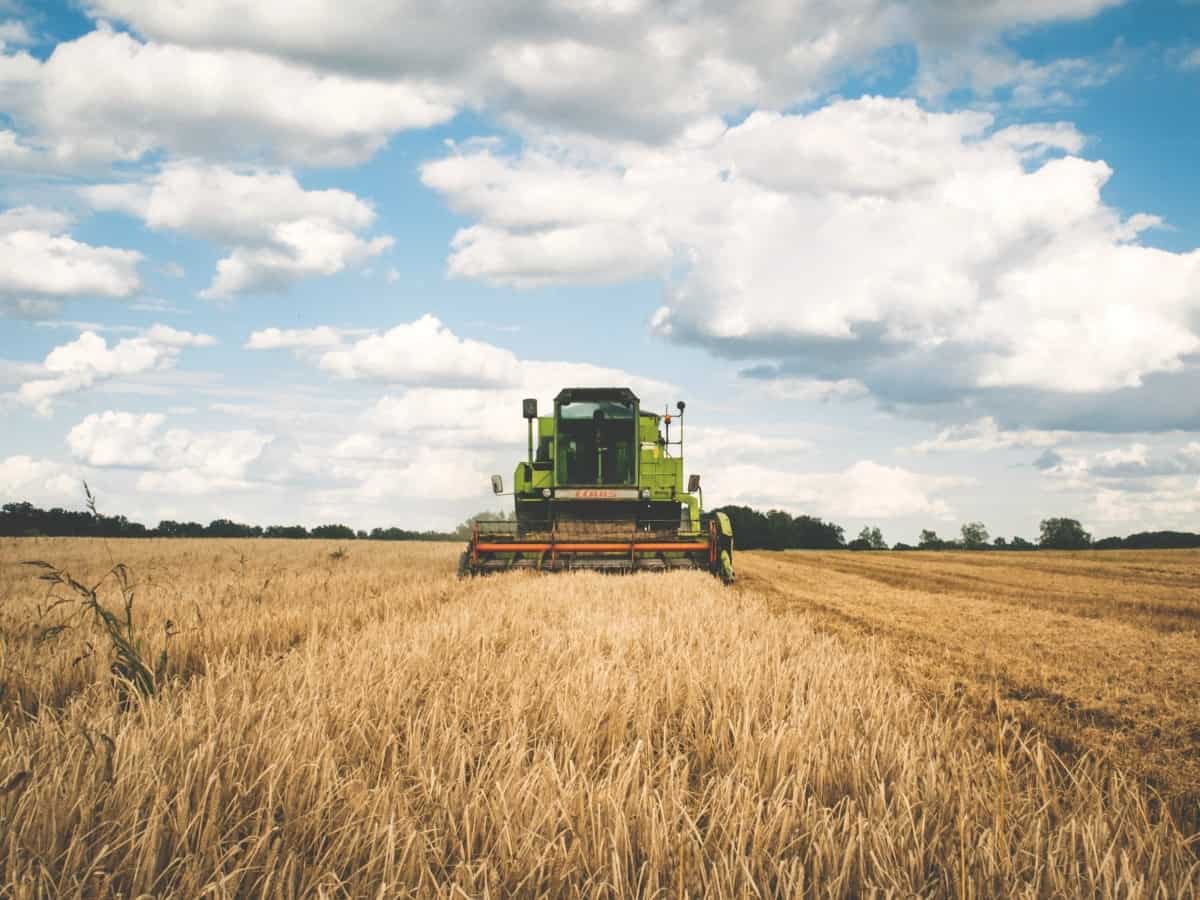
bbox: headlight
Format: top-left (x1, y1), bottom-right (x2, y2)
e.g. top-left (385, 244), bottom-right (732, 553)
top-left (542, 488), bottom-right (552, 498)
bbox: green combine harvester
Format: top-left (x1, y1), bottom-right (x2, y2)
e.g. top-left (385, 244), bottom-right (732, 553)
top-left (460, 387), bottom-right (734, 581)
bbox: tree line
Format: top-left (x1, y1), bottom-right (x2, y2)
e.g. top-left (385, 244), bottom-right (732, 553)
top-left (710, 508), bottom-right (1200, 552)
top-left (4, 499), bottom-right (1198, 552)
top-left (0, 502), bottom-right (457, 542)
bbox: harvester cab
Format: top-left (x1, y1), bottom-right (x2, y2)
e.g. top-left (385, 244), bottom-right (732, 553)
top-left (459, 387), bottom-right (734, 581)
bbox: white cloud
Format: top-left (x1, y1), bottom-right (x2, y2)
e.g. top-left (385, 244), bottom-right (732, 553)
top-left (0, 206), bottom-right (73, 233)
top-left (326, 446), bottom-right (495, 502)
top-left (78, 0), bottom-right (1117, 146)
top-left (15, 324), bottom-right (215, 414)
top-left (916, 45), bottom-right (1121, 108)
top-left (0, 206), bottom-right (141, 317)
top-left (1043, 441), bottom-right (1200, 481)
top-left (0, 20), bottom-right (34, 48)
top-left (249, 313), bottom-right (673, 398)
top-left (424, 97), bottom-right (1200, 406)
top-left (0, 129), bottom-right (40, 170)
top-left (244, 326), bottom-right (346, 351)
top-left (246, 313), bottom-right (675, 502)
top-left (709, 459), bottom-right (969, 520)
top-left (0, 455), bottom-right (78, 501)
top-left (317, 315), bottom-right (522, 386)
top-left (447, 223), bottom-right (671, 287)
top-left (1031, 439), bottom-right (1200, 530)
top-left (1180, 48), bottom-right (1200, 70)
top-left (687, 426), bottom-right (811, 471)
top-left (911, 417), bottom-right (1070, 454)
top-left (365, 389), bottom-right (524, 448)
top-left (67, 410), bottom-right (272, 494)
top-left (85, 162), bottom-right (392, 297)
top-left (755, 377), bottom-right (870, 403)
top-left (0, 25), bottom-right (457, 166)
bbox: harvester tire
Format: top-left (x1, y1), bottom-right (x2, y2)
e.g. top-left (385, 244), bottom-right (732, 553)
top-left (457, 551), bottom-right (472, 578)
top-left (719, 549), bottom-right (735, 584)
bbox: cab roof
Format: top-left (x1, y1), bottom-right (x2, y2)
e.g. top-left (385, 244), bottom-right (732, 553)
top-left (554, 387), bottom-right (638, 405)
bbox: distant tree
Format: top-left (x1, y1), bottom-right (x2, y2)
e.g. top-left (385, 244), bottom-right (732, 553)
top-left (1039, 517), bottom-right (1091, 550)
top-left (1121, 530), bottom-right (1200, 550)
top-left (265, 524), bottom-right (309, 539)
top-left (368, 526), bottom-right (457, 541)
top-left (311, 523), bottom-right (356, 540)
top-left (356, 530), bottom-right (368, 540)
top-left (157, 519), bottom-right (206, 538)
top-left (713, 506), bottom-right (844, 550)
top-left (960, 521), bottom-right (990, 549)
top-left (993, 536), bottom-right (1008, 549)
top-left (856, 526), bottom-right (885, 550)
top-left (892, 542), bottom-right (915, 551)
top-left (847, 537), bottom-right (872, 551)
top-left (792, 514), bottom-right (845, 549)
top-left (205, 518), bottom-right (261, 538)
top-left (1010, 536), bottom-right (1036, 550)
top-left (918, 529), bottom-right (942, 550)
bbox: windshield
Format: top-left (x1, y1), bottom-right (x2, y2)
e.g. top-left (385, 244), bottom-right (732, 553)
top-left (558, 400), bottom-right (635, 421)
top-left (556, 399), bottom-right (636, 485)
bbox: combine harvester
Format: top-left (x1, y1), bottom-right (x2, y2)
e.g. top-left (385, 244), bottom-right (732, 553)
top-left (460, 387), bottom-right (734, 581)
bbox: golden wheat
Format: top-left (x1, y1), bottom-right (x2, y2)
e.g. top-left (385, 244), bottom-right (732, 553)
top-left (1, 539), bottom-right (1197, 897)
top-left (738, 550), bottom-right (1200, 819)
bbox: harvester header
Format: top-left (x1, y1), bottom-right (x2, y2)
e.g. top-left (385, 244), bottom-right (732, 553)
top-left (459, 387), bottom-right (733, 581)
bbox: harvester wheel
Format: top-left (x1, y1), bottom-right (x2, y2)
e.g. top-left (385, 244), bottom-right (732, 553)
top-left (719, 549), bottom-right (735, 584)
top-left (457, 551), bottom-right (472, 578)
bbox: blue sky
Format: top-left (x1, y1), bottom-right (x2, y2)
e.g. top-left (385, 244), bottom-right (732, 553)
top-left (2, 0), bottom-right (1199, 543)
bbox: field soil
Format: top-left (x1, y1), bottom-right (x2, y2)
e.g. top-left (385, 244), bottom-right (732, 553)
top-left (0, 538), bottom-right (1197, 897)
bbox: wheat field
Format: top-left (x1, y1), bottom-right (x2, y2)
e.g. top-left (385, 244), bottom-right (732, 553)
top-left (1, 538), bottom-right (1197, 897)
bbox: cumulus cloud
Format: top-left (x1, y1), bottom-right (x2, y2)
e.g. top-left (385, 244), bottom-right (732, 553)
top-left (0, 455), bottom-right (78, 501)
top-left (910, 417), bottom-right (1071, 453)
top-left (0, 25), bottom-right (457, 166)
top-left (709, 459), bottom-right (970, 520)
top-left (744, 374), bottom-right (870, 403)
top-left (248, 313), bottom-right (673, 397)
top-left (0, 205), bottom-right (141, 318)
top-left (1044, 441), bottom-right (1200, 481)
top-left (1035, 439), bottom-right (1200, 528)
top-left (75, 0), bottom-right (1116, 147)
top-left (85, 162), bottom-right (392, 297)
top-left (67, 410), bottom-right (273, 494)
top-left (324, 445), bottom-right (496, 502)
top-left (318, 315), bottom-right (522, 386)
top-left (424, 97), bottom-right (1200, 422)
top-left (915, 45), bottom-right (1121, 108)
top-left (15, 324), bottom-right (215, 414)
top-left (246, 313), bottom-right (675, 502)
top-left (244, 326), bottom-right (347, 350)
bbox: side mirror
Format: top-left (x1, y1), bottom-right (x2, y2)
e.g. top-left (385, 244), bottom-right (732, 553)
top-left (687, 474), bottom-right (701, 493)
top-left (522, 398), bottom-right (538, 419)
top-left (491, 474), bottom-right (504, 494)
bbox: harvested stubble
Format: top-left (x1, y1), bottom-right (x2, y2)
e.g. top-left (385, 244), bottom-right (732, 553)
top-left (737, 549), bottom-right (1200, 824)
top-left (0, 539), bottom-right (1197, 897)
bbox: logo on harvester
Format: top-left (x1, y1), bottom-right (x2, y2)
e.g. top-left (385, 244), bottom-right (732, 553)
top-left (554, 488), bottom-right (640, 499)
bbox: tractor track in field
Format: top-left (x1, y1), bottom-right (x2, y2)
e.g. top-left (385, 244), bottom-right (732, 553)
top-left (783, 552), bottom-right (1200, 633)
top-left (737, 550), bottom-right (1200, 831)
